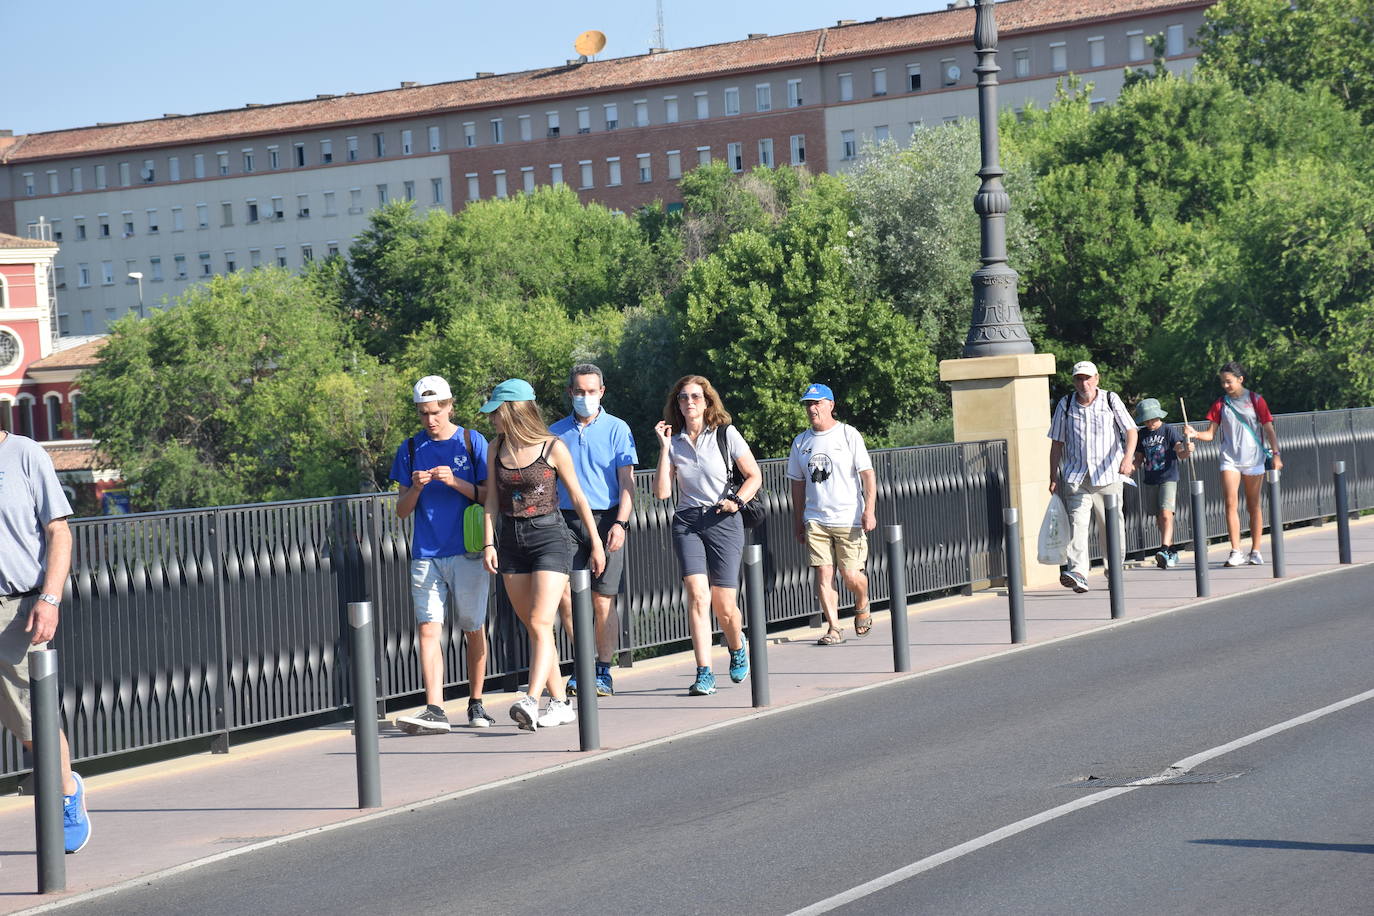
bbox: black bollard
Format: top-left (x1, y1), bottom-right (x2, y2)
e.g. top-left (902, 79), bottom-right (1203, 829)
top-left (570, 569), bottom-right (600, 750)
top-left (1003, 508), bottom-right (1026, 644)
top-left (1190, 480), bottom-right (1210, 597)
top-left (742, 544), bottom-right (770, 708)
top-left (884, 525), bottom-right (911, 672)
top-left (1104, 494), bottom-right (1125, 619)
top-left (347, 601), bottom-right (381, 809)
top-left (29, 648), bottom-right (65, 892)
top-left (1267, 469), bottom-right (1286, 578)
top-left (1334, 461), bottom-right (1352, 564)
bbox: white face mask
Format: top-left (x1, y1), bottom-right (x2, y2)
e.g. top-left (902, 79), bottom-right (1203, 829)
top-left (572, 394), bottom-right (601, 418)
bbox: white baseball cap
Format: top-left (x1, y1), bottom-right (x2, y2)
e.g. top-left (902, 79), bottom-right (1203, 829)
top-left (412, 375), bottom-right (452, 403)
top-left (1071, 360), bottom-right (1098, 378)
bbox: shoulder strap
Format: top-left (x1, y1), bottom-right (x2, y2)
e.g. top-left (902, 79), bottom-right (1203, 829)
top-left (1223, 397), bottom-right (1266, 447)
top-left (407, 431), bottom-right (417, 471)
top-left (716, 424), bottom-right (738, 485)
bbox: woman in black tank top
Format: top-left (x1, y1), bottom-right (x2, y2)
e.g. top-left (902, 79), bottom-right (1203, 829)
top-left (479, 379), bottom-right (605, 732)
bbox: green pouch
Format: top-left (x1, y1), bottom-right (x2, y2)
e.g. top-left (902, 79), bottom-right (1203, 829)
top-left (463, 503), bottom-right (486, 556)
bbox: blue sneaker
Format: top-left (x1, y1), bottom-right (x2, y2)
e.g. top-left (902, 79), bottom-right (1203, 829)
top-left (64, 772), bottom-right (91, 854)
top-left (729, 639), bottom-right (749, 683)
top-left (689, 666), bottom-right (716, 696)
top-left (594, 662), bottom-right (614, 697)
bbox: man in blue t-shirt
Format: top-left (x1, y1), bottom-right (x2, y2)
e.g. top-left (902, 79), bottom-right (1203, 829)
top-left (389, 375), bottom-right (493, 733)
top-left (1133, 398), bottom-right (1189, 569)
top-left (551, 363), bottom-right (637, 697)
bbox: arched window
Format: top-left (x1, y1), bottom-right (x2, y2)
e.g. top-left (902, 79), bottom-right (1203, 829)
top-left (15, 396), bottom-right (34, 438)
top-left (70, 392), bottom-right (83, 439)
top-left (45, 394), bottom-right (62, 440)
top-left (0, 271), bottom-right (9, 309)
top-left (0, 399), bottom-right (12, 434)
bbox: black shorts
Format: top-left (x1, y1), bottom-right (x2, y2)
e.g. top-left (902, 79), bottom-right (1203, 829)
top-left (562, 508), bottom-right (627, 596)
top-left (671, 506), bottom-right (744, 589)
top-left (497, 513), bottom-right (573, 576)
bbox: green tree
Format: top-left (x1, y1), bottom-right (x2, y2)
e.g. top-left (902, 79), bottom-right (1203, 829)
top-left (82, 269), bottom-right (403, 510)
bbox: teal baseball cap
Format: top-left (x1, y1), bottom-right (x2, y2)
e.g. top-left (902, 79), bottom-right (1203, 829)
top-left (479, 378), bottom-right (536, 413)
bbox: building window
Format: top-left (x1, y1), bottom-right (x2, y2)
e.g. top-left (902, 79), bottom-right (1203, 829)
top-left (326, 242), bottom-right (340, 258)
top-left (1088, 36), bottom-right (1105, 68)
top-left (242, 150), bottom-right (255, 172)
top-left (174, 255), bottom-right (187, 279)
top-left (788, 79), bottom-right (803, 107)
top-left (373, 132), bottom-right (386, 157)
top-left (119, 161), bottom-right (131, 185)
top-left (634, 100), bottom-right (649, 127)
top-left (727, 142), bottom-right (743, 172)
top-left (221, 202), bottom-right (233, 226)
top-left (872, 68), bottom-right (887, 96)
top-left (546, 112), bottom-right (560, 137)
top-left (637, 153), bottom-right (652, 183)
top-left (695, 92), bottom-right (709, 119)
top-left (521, 167), bottom-right (535, 193)
top-left (98, 215), bottom-right (110, 238)
top-left (349, 188), bottom-right (363, 213)
top-left (550, 163), bottom-right (564, 186)
top-left (873, 125), bottom-right (890, 143)
top-left (193, 154), bottom-right (205, 179)
top-left (603, 104), bottom-right (618, 130)
top-left (70, 395), bottom-right (83, 438)
top-left (297, 194), bottom-right (310, 218)
top-left (664, 96), bottom-right (679, 123)
top-left (124, 258), bottom-right (137, 282)
top-left (518, 115), bottom-right (531, 141)
top-left (301, 245), bottom-right (313, 263)
top-left (14, 399), bottom-right (34, 438)
top-left (275, 247), bottom-right (287, 268)
top-left (666, 150), bottom-right (682, 180)
top-left (724, 87), bottom-right (740, 115)
top-left (45, 397), bottom-right (61, 441)
top-left (1166, 23), bottom-right (1184, 56)
top-left (77, 264), bottom-right (90, 287)
top-left (422, 176), bottom-right (439, 204)
top-left (697, 146), bottom-right (711, 166)
top-left (71, 167), bottom-right (83, 192)
top-left (1014, 49), bottom-right (1030, 78)
top-left (101, 261), bottom-right (114, 285)
top-left (269, 147), bottom-right (281, 169)
top-left (838, 73), bottom-right (853, 102)
top-left (172, 207), bottom-right (184, 231)
top-left (790, 134), bottom-right (806, 165)
top-left (169, 157), bottom-right (180, 181)
top-left (321, 139), bottom-right (333, 163)
top-left (248, 249), bottom-right (261, 269)
top-left (841, 130), bottom-right (857, 160)
top-left (95, 164), bottom-right (107, 188)
top-left (47, 171), bottom-right (59, 194)
top-left (1127, 30), bottom-right (1145, 61)
top-left (403, 180), bottom-right (415, 201)
top-left (606, 157), bottom-right (621, 186)
top-left (347, 136), bottom-right (359, 161)
top-left (146, 209), bottom-right (159, 233)
top-left (401, 129), bottom-right (413, 154)
top-left (757, 138), bottom-right (773, 167)
top-left (246, 200), bottom-right (259, 223)
top-left (466, 173), bottom-right (480, 201)
top-left (122, 212), bottom-right (135, 237)
top-left (217, 152), bottom-right (229, 175)
top-left (1050, 42), bottom-right (1067, 72)
top-left (196, 204), bottom-right (208, 228)
top-left (75, 220), bottom-right (86, 240)
top-left (755, 84), bottom-right (772, 111)
top-left (376, 184), bottom-right (388, 205)
top-left (579, 160), bottom-right (593, 189)
top-left (577, 108), bottom-right (591, 133)
top-left (324, 191), bottom-right (337, 216)
top-left (150, 256), bottom-right (163, 282)
top-left (490, 119), bottom-right (504, 144)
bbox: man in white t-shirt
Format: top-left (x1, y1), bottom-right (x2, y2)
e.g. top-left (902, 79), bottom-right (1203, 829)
top-left (787, 384), bottom-right (877, 646)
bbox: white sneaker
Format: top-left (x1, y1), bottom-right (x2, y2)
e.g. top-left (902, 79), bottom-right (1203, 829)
top-left (1248, 550), bottom-right (1264, 565)
top-left (509, 693), bottom-right (539, 731)
top-left (1224, 549), bottom-right (1247, 568)
top-left (537, 698), bottom-right (576, 728)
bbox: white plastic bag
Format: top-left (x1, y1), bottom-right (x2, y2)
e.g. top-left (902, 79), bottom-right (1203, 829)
top-left (1037, 495), bottom-right (1070, 566)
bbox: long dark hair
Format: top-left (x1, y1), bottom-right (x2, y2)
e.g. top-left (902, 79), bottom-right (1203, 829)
top-left (662, 375), bottom-right (732, 435)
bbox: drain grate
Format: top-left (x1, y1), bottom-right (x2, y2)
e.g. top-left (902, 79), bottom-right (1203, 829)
top-left (1062, 770), bottom-right (1244, 788)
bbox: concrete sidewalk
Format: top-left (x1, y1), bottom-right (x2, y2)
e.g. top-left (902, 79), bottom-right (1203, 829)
top-left (3, 516), bottom-right (1370, 912)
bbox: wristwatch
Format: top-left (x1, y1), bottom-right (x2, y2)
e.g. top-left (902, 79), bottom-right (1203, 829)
top-left (613, 519), bottom-right (630, 530)
top-left (38, 593), bottom-right (61, 607)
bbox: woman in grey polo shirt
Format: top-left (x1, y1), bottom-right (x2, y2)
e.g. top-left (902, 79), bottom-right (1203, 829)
top-left (653, 375), bottom-right (762, 697)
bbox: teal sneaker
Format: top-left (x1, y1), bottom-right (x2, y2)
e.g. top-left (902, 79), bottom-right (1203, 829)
top-left (728, 639), bottom-right (749, 683)
top-left (594, 662), bottom-right (614, 697)
top-left (566, 672), bottom-right (578, 697)
top-left (64, 772), bottom-right (92, 854)
top-left (688, 666), bottom-right (716, 696)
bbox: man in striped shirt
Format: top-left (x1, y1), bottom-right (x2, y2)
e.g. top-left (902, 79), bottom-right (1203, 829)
top-left (1048, 361), bottom-right (1137, 593)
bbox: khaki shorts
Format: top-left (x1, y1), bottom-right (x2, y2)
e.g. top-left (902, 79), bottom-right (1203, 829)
top-left (805, 522), bottom-right (869, 570)
top-left (0, 592), bottom-right (42, 743)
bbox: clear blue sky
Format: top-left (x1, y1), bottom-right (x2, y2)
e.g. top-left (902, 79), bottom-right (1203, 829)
top-left (2, 1), bottom-right (955, 135)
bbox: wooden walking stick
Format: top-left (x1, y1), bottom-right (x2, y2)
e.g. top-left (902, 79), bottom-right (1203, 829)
top-left (1179, 398), bottom-right (1198, 484)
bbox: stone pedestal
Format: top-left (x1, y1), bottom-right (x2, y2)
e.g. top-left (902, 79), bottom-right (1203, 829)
top-left (940, 353), bottom-right (1058, 587)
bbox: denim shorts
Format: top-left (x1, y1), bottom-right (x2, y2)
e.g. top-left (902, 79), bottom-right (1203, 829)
top-left (409, 554), bottom-right (491, 630)
top-left (671, 506), bottom-right (744, 589)
top-left (563, 508), bottom-right (627, 596)
top-left (497, 512), bottom-right (573, 576)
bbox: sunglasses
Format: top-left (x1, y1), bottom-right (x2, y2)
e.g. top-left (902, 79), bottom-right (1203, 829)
top-left (676, 392), bottom-right (705, 402)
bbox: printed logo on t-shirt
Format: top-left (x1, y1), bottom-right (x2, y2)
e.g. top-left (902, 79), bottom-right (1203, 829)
top-left (808, 453), bottom-right (833, 484)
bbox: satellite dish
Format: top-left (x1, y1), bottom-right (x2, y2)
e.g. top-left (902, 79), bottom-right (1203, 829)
top-left (574, 30), bottom-right (607, 57)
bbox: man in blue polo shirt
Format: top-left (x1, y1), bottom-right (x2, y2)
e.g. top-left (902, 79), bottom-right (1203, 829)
top-left (552, 363), bottom-right (637, 697)
top-left (389, 375), bottom-right (494, 733)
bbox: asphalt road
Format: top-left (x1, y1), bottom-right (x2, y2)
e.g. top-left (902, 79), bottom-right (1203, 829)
top-left (60, 566), bottom-right (1374, 916)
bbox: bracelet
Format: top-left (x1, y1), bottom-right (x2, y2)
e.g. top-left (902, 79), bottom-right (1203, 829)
top-left (613, 519), bottom-right (629, 530)
top-left (483, 544), bottom-right (494, 549)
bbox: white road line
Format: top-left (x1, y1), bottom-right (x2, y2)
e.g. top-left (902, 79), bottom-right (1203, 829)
top-left (789, 686), bottom-right (1374, 916)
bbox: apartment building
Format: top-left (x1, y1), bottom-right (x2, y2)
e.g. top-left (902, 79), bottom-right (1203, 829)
top-left (0, 0), bottom-right (1210, 337)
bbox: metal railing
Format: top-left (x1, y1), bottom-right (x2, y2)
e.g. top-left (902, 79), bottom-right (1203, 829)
top-left (2, 439), bottom-right (1008, 778)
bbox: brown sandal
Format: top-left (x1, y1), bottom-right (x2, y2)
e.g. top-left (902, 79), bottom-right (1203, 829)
top-left (854, 612), bottom-right (873, 637)
top-left (817, 627), bottom-right (843, 646)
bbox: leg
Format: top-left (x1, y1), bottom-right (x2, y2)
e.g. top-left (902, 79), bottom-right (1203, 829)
top-left (417, 621), bottom-right (445, 707)
top-left (1220, 469), bottom-right (1243, 550)
top-left (524, 570), bottom-right (570, 702)
top-left (710, 585), bottom-right (744, 652)
top-left (1062, 480), bottom-right (1094, 578)
top-left (592, 593), bottom-right (619, 663)
top-left (1159, 510), bottom-right (1174, 548)
top-left (839, 567), bottom-right (870, 615)
top-left (557, 583), bottom-right (573, 640)
top-left (463, 628), bottom-right (487, 700)
top-left (683, 574), bottom-right (715, 667)
top-left (1243, 473), bottom-right (1266, 552)
top-left (813, 564), bottom-right (840, 631)
top-left (20, 732), bottom-right (75, 796)
top-left (1095, 480), bottom-right (1124, 571)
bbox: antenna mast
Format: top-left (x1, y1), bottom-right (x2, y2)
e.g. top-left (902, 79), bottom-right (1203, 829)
top-left (654, 0), bottom-right (666, 49)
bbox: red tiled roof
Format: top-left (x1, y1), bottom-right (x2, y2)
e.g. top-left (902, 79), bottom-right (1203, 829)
top-left (43, 443), bottom-right (112, 472)
top-left (1, 0), bottom-right (1211, 164)
top-left (27, 337), bottom-right (106, 370)
top-left (0, 231), bottom-right (59, 248)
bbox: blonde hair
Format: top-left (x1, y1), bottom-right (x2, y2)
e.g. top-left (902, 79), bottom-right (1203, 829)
top-left (493, 399), bottom-right (550, 446)
top-left (662, 375), bottom-right (733, 435)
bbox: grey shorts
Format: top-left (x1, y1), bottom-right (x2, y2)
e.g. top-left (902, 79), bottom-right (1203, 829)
top-left (1142, 480), bottom-right (1178, 515)
top-left (0, 592), bottom-right (41, 743)
top-left (563, 508), bottom-right (627, 596)
top-left (409, 554), bottom-right (491, 630)
top-left (671, 507), bottom-right (744, 589)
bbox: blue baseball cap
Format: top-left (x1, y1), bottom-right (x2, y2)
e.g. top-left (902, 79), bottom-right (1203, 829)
top-left (800, 383), bottom-right (834, 403)
top-left (479, 378), bottom-right (537, 413)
